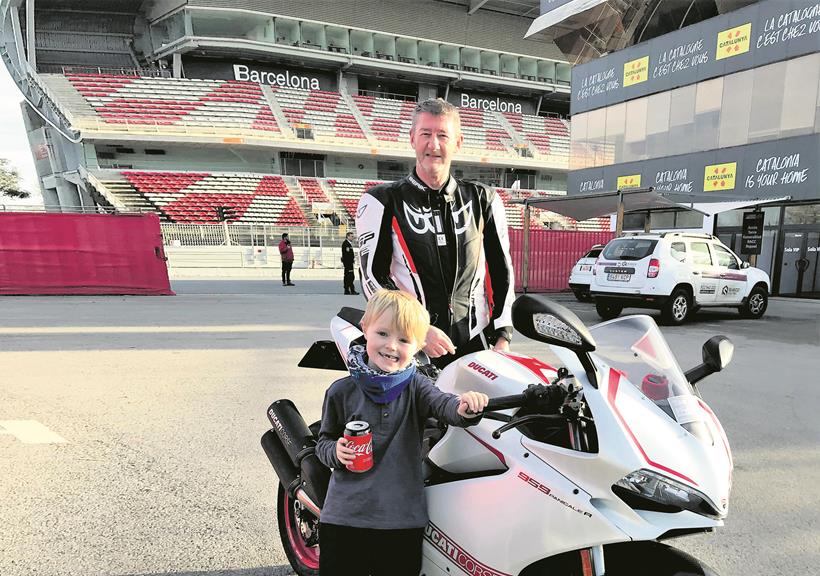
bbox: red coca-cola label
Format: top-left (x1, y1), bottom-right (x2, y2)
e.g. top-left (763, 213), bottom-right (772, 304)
top-left (344, 421), bottom-right (373, 473)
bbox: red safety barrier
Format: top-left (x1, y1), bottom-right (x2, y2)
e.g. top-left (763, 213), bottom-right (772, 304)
top-left (0, 212), bottom-right (174, 295)
top-left (509, 228), bottom-right (614, 292)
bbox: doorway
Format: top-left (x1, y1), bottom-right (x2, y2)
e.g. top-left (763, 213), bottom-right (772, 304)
top-left (778, 230), bottom-right (820, 297)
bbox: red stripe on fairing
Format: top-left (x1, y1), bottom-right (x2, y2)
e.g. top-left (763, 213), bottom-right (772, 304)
top-left (392, 217), bottom-right (417, 274)
top-left (500, 352), bottom-right (555, 384)
top-left (607, 369), bottom-right (698, 486)
top-left (698, 399), bottom-right (733, 466)
top-left (465, 429), bottom-right (506, 466)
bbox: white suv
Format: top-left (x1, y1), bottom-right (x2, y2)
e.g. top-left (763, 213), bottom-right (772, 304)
top-left (568, 244), bottom-right (604, 301)
top-left (590, 233), bottom-right (770, 325)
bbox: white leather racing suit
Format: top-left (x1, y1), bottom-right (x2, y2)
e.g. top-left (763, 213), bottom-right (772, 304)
top-left (356, 171), bottom-right (514, 363)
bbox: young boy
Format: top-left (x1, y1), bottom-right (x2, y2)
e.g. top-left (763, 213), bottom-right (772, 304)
top-left (314, 289), bottom-right (489, 576)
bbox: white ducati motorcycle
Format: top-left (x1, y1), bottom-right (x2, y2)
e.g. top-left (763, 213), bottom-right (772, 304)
top-left (261, 294), bottom-right (734, 575)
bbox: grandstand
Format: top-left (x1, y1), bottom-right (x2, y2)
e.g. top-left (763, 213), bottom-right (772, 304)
top-left (0, 0), bottom-right (614, 236)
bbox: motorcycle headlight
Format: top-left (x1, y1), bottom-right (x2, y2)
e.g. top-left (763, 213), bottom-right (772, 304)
top-left (613, 469), bottom-right (723, 519)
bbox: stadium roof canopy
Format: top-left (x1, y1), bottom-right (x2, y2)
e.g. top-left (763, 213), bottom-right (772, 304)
top-left (437, 0), bottom-right (542, 18)
top-left (519, 0), bottom-right (759, 64)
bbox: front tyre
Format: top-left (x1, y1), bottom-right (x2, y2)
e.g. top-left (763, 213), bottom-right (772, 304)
top-left (662, 288), bottom-right (691, 325)
top-left (520, 542), bottom-right (721, 575)
top-left (596, 299), bottom-right (623, 320)
top-left (604, 541), bottom-right (721, 575)
top-left (740, 286), bottom-right (768, 318)
top-left (277, 483), bottom-right (320, 576)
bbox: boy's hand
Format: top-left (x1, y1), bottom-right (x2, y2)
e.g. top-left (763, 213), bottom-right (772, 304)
top-left (458, 391), bottom-right (489, 417)
top-left (336, 438), bottom-right (357, 467)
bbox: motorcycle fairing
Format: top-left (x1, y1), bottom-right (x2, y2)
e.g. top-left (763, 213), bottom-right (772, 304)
top-left (424, 452), bottom-right (628, 576)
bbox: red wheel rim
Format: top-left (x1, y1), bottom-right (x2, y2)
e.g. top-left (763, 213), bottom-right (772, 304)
top-left (283, 492), bottom-right (320, 569)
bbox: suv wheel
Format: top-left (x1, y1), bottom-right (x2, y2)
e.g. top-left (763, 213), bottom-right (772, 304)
top-left (740, 286), bottom-right (768, 319)
top-left (662, 289), bottom-right (691, 325)
top-left (596, 299), bottom-right (623, 320)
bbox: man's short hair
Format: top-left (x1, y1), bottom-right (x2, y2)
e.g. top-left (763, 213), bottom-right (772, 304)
top-left (411, 98), bottom-right (461, 132)
top-left (361, 289), bottom-right (430, 346)
top-left (346, 232), bottom-right (354, 238)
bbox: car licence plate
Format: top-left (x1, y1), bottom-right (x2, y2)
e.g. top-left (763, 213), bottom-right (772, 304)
top-left (607, 273), bottom-right (631, 282)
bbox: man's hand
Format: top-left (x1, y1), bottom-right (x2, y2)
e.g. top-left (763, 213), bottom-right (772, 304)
top-left (423, 326), bottom-right (456, 358)
top-left (458, 391), bottom-right (490, 417)
top-left (492, 336), bottom-right (510, 353)
top-left (336, 438), bottom-right (356, 467)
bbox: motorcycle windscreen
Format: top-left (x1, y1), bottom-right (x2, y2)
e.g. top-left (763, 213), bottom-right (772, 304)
top-left (590, 316), bottom-right (713, 444)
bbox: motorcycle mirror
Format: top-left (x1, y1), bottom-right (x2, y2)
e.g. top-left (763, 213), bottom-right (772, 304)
top-left (512, 295), bottom-right (596, 353)
top-left (702, 335), bottom-right (733, 371)
top-left (685, 335), bottom-right (733, 385)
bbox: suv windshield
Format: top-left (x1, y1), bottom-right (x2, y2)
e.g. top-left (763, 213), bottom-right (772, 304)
top-left (585, 248), bottom-right (602, 259)
top-left (601, 238), bottom-right (658, 261)
top-left (589, 315), bottom-right (713, 444)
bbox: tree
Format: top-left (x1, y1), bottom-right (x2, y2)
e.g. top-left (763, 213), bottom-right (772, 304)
top-left (0, 158), bottom-right (30, 199)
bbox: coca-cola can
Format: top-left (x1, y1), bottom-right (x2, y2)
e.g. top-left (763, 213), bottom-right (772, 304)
top-left (344, 421), bottom-right (373, 473)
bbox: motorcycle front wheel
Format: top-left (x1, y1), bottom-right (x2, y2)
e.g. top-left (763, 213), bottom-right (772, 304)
top-left (520, 541), bottom-right (720, 575)
top-left (277, 483), bottom-right (320, 576)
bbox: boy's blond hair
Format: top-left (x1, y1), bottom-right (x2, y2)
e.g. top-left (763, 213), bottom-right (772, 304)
top-left (360, 290), bottom-right (430, 346)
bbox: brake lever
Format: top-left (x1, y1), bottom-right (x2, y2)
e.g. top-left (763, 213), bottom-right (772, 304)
top-left (491, 414), bottom-right (566, 439)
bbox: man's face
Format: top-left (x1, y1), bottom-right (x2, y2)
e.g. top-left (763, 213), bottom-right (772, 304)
top-left (346, 233), bottom-right (354, 242)
top-left (409, 112), bottom-right (463, 187)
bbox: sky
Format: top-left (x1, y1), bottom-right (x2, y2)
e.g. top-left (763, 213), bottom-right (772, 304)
top-left (0, 63), bottom-right (42, 206)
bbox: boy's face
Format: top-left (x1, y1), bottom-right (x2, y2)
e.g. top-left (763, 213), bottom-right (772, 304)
top-left (363, 310), bottom-right (420, 373)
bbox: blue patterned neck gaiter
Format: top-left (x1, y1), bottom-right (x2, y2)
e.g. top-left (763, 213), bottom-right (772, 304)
top-left (347, 345), bottom-right (417, 404)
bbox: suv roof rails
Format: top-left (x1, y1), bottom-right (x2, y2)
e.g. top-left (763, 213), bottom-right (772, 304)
top-left (659, 232), bottom-right (716, 239)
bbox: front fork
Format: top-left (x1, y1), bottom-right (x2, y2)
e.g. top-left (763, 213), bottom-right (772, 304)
top-left (580, 546), bottom-right (606, 576)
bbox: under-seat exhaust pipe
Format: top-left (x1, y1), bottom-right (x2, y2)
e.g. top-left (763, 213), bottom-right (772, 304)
top-left (264, 399), bottom-right (330, 511)
top-left (260, 430), bottom-right (322, 517)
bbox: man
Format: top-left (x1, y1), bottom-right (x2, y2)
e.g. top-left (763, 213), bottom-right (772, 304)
top-left (355, 98), bottom-right (514, 367)
top-left (279, 232), bottom-right (295, 286)
top-left (341, 231), bottom-right (359, 295)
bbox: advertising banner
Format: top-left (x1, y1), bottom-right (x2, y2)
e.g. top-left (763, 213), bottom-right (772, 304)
top-left (182, 57), bottom-right (337, 91)
top-left (572, 0), bottom-right (820, 114)
top-left (568, 134), bottom-right (819, 202)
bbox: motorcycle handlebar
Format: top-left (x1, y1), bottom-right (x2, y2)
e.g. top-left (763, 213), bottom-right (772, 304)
top-left (485, 394), bottom-right (527, 411)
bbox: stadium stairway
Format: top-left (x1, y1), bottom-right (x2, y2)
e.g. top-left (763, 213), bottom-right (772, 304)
top-left (40, 74), bottom-right (97, 119)
top-left (492, 112), bottom-right (531, 154)
top-left (339, 92), bottom-right (376, 141)
top-left (281, 176), bottom-right (320, 226)
top-left (260, 84), bottom-right (296, 138)
top-left (90, 170), bottom-right (166, 217)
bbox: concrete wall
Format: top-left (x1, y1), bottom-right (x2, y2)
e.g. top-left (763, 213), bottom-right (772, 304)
top-left (326, 155), bottom-right (378, 180)
top-left (91, 145), bottom-right (278, 173)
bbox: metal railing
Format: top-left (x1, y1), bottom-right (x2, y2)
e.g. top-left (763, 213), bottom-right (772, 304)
top-left (160, 223), bottom-right (352, 249)
top-left (55, 65), bottom-right (172, 77)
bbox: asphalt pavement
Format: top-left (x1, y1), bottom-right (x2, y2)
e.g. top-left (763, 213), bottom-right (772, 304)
top-left (0, 279), bottom-right (818, 576)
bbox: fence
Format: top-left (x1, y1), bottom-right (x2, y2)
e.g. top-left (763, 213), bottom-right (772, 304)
top-left (509, 228), bottom-right (614, 292)
top-left (161, 223), bottom-right (354, 269)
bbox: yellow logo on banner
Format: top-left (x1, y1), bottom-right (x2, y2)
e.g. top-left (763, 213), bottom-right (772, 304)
top-left (716, 23), bottom-right (752, 60)
top-left (617, 174), bottom-right (642, 189)
top-left (623, 56), bottom-right (649, 87)
top-left (703, 162), bottom-right (737, 191)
